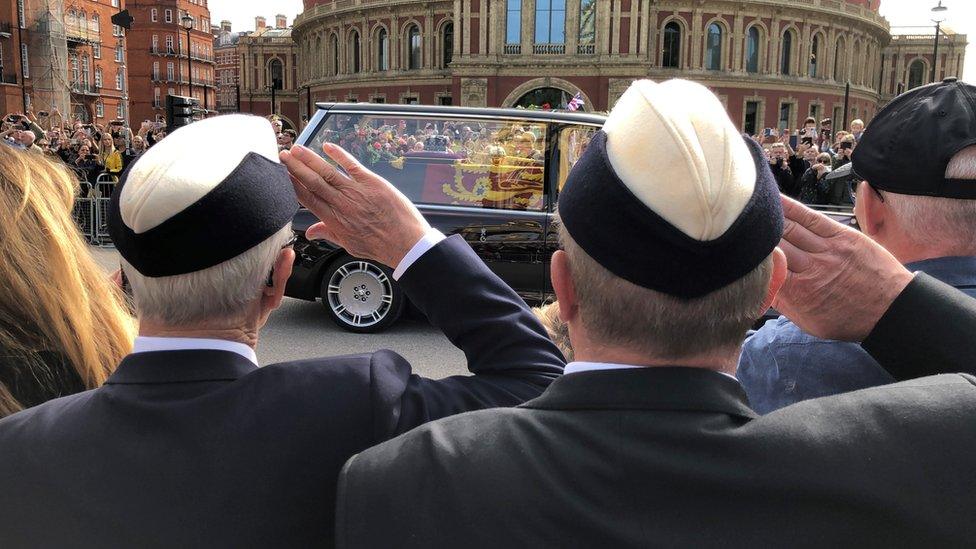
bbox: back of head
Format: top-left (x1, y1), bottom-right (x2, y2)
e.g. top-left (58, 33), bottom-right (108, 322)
top-left (853, 79), bottom-right (976, 257)
top-left (111, 114), bottom-right (299, 326)
top-left (0, 147), bottom-right (134, 417)
top-left (558, 79), bottom-right (782, 361)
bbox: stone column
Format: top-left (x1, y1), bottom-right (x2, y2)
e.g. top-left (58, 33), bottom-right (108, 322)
top-left (521, 0), bottom-right (533, 54)
top-left (690, 9), bottom-right (702, 69)
top-left (732, 11), bottom-right (744, 72)
top-left (628, 0), bottom-right (637, 57)
top-left (478, 0), bottom-right (486, 56)
top-left (566, 0), bottom-right (580, 56)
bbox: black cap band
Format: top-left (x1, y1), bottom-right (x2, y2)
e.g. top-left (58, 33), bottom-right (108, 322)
top-left (559, 132), bottom-right (783, 299)
top-left (109, 152), bottom-right (300, 277)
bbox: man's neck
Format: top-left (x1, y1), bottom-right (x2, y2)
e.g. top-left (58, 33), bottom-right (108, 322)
top-left (572, 346), bottom-right (738, 377)
top-left (138, 321), bottom-right (259, 349)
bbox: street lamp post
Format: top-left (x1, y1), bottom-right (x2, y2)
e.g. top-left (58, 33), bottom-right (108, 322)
top-left (181, 15), bottom-right (195, 99)
top-left (930, 1), bottom-right (948, 83)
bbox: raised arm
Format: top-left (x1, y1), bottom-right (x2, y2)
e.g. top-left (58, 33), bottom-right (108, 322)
top-left (281, 144), bottom-right (564, 436)
top-left (771, 195), bottom-right (976, 379)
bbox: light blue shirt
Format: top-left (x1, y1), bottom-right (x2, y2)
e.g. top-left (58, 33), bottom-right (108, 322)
top-left (738, 256), bottom-right (976, 414)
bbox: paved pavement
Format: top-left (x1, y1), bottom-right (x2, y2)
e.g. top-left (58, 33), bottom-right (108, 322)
top-left (89, 247), bottom-right (467, 379)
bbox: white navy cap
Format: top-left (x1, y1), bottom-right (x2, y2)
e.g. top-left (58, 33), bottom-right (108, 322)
top-left (559, 79), bottom-right (783, 298)
top-left (109, 115), bottom-right (299, 277)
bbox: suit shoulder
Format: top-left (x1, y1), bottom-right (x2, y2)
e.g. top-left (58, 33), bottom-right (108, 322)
top-left (348, 406), bottom-right (531, 473)
top-left (0, 389), bottom-right (97, 440)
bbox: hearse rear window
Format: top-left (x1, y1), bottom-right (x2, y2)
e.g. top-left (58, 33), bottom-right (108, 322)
top-left (309, 113), bottom-right (548, 211)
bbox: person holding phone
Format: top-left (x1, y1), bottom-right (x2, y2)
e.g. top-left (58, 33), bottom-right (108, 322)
top-left (833, 135), bottom-right (855, 169)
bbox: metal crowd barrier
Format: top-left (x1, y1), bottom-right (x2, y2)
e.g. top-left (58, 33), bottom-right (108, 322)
top-left (73, 172), bottom-right (119, 247)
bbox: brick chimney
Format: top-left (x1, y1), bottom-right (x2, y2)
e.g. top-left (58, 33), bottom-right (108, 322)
top-left (221, 20), bottom-right (232, 33)
top-left (255, 16), bottom-right (267, 31)
top-left (275, 14), bottom-right (287, 29)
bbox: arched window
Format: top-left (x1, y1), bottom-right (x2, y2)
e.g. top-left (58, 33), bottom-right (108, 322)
top-left (809, 34), bottom-right (820, 77)
top-left (67, 9), bottom-right (77, 28)
top-left (535, 0), bottom-right (566, 45)
top-left (79, 11), bottom-right (87, 31)
top-left (662, 22), bottom-right (681, 68)
top-left (442, 23), bottom-right (453, 68)
top-left (350, 31), bottom-right (361, 73)
top-left (377, 28), bottom-right (388, 71)
top-left (908, 59), bottom-right (926, 90)
top-left (408, 25), bottom-right (421, 69)
top-left (331, 34), bottom-right (339, 76)
top-left (269, 58), bottom-right (283, 89)
top-left (92, 13), bottom-right (100, 32)
top-left (705, 23), bottom-right (722, 71)
top-left (833, 37), bottom-right (847, 81)
top-left (781, 29), bottom-right (794, 75)
top-left (745, 26), bottom-right (760, 73)
top-left (852, 41), bottom-right (863, 84)
top-left (506, 0), bottom-right (521, 45)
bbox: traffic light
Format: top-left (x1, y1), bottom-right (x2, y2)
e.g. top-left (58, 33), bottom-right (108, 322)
top-left (166, 94), bottom-right (199, 132)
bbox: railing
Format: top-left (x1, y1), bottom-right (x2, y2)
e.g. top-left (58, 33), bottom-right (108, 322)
top-left (533, 43), bottom-right (565, 55)
top-left (71, 83), bottom-right (99, 96)
top-left (64, 23), bottom-right (100, 44)
top-left (150, 48), bottom-right (215, 63)
top-left (577, 43), bottom-right (595, 55)
top-left (504, 43), bottom-right (521, 55)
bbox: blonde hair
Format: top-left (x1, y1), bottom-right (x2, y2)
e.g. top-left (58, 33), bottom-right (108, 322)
top-left (0, 147), bottom-right (135, 416)
top-left (533, 302), bottom-right (573, 362)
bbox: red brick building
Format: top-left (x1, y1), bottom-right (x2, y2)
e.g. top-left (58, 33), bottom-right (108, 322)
top-left (0, 1), bottom-right (27, 116)
top-left (63, 0), bottom-right (130, 122)
top-left (213, 19), bottom-right (244, 113)
top-left (126, 0), bottom-right (216, 124)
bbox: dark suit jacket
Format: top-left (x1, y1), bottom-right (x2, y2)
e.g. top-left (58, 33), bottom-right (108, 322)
top-left (0, 236), bottom-right (564, 548)
top-left (336, 274), bottom-right (976, 548)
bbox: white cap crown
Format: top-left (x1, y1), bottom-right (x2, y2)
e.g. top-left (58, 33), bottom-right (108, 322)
top-left (120, 115), bottom-right (280, 234)
top-left (602, 79), bottom-right (756, 241)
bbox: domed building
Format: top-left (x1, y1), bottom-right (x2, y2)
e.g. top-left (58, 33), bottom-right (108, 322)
top-left (292, 0), bottom-right (966, 133)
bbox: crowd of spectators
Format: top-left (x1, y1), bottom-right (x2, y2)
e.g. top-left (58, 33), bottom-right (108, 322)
top-left (753, 116), bottom-right (866, 206)
top-left (0, 77), bottom-right (975, 547)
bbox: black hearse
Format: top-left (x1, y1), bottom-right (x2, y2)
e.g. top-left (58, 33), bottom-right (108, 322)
top-left (285, 103), bottom-right (604, 332)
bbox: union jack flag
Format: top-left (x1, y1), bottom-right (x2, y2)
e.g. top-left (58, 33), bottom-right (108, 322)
top-left (566, 92), bottom-right (585, 112)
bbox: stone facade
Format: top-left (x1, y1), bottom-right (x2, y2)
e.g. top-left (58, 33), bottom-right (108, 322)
top-left (288, 0), bottom-right (963, 134)
top-left (235, 16), bottom-right (301, 131)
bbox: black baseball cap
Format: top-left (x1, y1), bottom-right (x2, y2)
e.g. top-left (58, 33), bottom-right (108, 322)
top-left (853, 77), bottom-right (976, 199)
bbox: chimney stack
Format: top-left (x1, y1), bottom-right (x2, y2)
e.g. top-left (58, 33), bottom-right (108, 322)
top-left (221, 20), bottom-right (232, 33)
top-left (275, 14), bottom-right (287, 29)
top-left (255, 16), bottom-right (267, 31)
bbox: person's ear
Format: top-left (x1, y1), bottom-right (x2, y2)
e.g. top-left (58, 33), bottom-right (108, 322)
top-left (551, 250), bottom-right (579, 325)
top-left (760, 247), bottom-right (788, 314)
top-left (855, 180), bottom-right (885, 237)
top-left (260, 247), bottom-right (295, 323)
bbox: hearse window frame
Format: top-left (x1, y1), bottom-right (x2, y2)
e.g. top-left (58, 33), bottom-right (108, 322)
top-left (310, 108), bottom-right (557, 213)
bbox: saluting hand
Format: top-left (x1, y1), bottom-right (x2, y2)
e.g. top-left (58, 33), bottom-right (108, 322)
top-left (773, 196), bottom-right (913, 342)
top-left (280, 143), bottom-right (431, 269)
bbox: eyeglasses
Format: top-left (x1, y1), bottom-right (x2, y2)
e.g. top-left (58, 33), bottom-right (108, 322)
top-left (282, 234), bottom-right (298, 249)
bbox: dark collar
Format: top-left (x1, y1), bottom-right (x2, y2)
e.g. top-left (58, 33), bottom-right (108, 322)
top-left (522, 367), bottom-right (757, 420)
top-left (105, 350), bottom-right (259, 385)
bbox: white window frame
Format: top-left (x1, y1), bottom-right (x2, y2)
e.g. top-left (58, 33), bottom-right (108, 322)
top-left (96, 101), bottom-right (104, 118)
top-left (165, 9), bottom-right (173, 23)
top-left (94, 68), bottom-right (103, 88)
top-left (21, 44), bottom-right (28, 78)
top-left (93, 43), bottom-right (101, 59)
top-left (151, 8), bottom-right (158, 22)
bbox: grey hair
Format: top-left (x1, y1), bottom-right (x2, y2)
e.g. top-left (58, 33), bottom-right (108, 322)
top-left (122, 224), bottom-right (293, 325)
top-left (882, 145), bottom-right (976, 252)
top-left (559, 224), bottom-right (772, 360)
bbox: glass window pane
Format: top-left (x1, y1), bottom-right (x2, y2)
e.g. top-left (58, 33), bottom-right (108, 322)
top-left (579, 0), bottom-right (595, 44)
top-left (663, 23), bottom-right (680, 68)
top-left (706, 23), bottom-right (722, 70)
top-left (312, 114), bottom-right (547, 211)
top-left (746, 27), bottom-right (759, 73)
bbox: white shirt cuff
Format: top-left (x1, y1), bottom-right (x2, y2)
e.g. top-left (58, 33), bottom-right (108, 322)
top-left (392, 229), bottom-right (446, 281)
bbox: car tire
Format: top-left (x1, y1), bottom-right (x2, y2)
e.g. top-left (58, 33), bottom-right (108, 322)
top-left (320, 254), bottom-right (404, 333)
